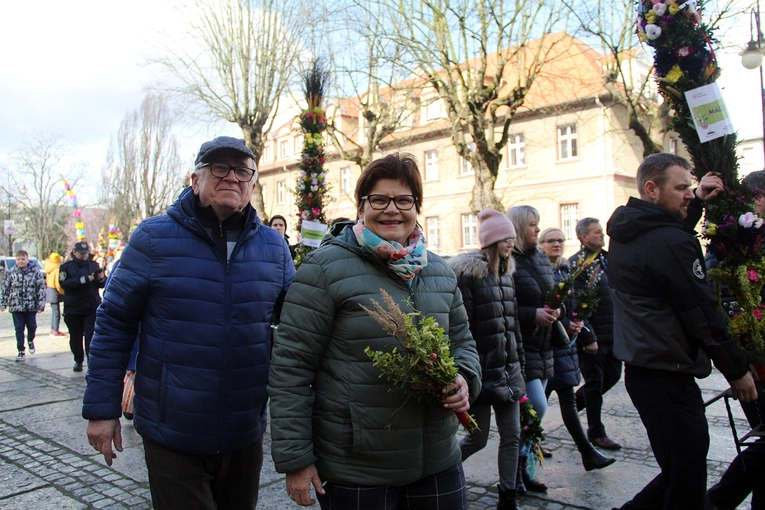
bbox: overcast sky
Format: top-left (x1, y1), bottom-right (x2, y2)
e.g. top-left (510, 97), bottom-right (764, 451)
top-left (0, 1), bottom-right (761, 205)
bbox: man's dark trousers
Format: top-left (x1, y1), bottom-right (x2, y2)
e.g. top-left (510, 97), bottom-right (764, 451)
top-left (619, 365), bottom-right (709, 510)
top-left (64, 313), bottom-right (96, 363)
top-left (143, 436), bottom-right (264, 510)
top-left (575, 341), bottom-right (622, 438)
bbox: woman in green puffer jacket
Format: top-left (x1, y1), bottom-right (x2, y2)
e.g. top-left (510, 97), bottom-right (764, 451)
top-left (268, 153), bottom-right (481, 509)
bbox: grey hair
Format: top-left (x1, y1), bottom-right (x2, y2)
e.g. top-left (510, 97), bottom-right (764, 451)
top-left (506, 205), bottom-right (540, 256)
top-left (575, 217), bottom-right (600, 242)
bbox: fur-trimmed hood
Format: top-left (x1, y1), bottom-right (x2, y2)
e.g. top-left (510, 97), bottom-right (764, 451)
top-left (448, 250), bottom-right (515, 279)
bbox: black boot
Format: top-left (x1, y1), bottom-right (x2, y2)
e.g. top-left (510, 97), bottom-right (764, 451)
top-left (497, 485), bottom-right (520, 510)
top-left (515, 463), bottom-right (526, 496)
top-left (520, 455), bottom-right (547, 493)
top-left (581, 446), bottom-right (616, 471)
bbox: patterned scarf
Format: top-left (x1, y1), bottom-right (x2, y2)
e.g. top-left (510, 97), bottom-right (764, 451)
top-left (353, 221), bottom-right (428, 283)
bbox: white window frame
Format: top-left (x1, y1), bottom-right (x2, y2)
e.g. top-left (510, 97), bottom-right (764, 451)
top-left (277, 180), bottom-right (286, 205)
top-left (460, 143), bottom-right (476, 175)
top-left (263, 144), bottom-right (272, 162)
top-left (507, 133), bottom-right (526, 168)
top-left (341, 167), bottom-right (352, 194)
top-left (425, 98), bottom-right (444, 122)
top-left (462, 213), bottom-right (478, 248)
top-left (560, 203), bottom-right (580, 242)
top-left (426, 216), bottom-right (441, 250)
top-left (280, 140), bottom-right (289, 158)
top-left (425, 149), bottom-right (439, 181)
top-left (558, 124), bottom-right (578, 160)
top-left (294, 135), bottom-right (304, 154)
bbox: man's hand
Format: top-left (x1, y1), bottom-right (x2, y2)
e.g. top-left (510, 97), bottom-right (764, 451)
top-left (729, 372), bottom-right (758, 402)
top-left (696, 172), bottom-right (724, 201)
top-left (583, 341), bottom-right (598, 355)
top-left (0, 307), bottom-right (5, 312)
top-left (286, 464), bottom-right (324, 506)
top-left (442, 374), bottom-right (470, 413)
top-left (87, 419), bottom-right (123, 466)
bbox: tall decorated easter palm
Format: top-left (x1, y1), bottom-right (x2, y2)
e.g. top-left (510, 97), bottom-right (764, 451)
top-left (293, 59), bottom-right (331, 267)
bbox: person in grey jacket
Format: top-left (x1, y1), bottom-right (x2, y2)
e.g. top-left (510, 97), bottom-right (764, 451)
top-left (268, 153), bottom-right (481, 509)
top-left (449, 209), bottom-right (524, 510)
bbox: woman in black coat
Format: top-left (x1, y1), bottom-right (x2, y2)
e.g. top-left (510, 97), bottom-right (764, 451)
top-left (450, 209), bottom-right (525, 510)
top-left (506, 205), bottom-right (561, 493)
top-left (539, 227), bottom-right (614, 472)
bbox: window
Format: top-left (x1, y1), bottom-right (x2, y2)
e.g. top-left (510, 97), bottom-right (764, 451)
top-left (460, 143), bottom-right (476, 175)
top-left (560, 204), bottom-right (580, 242)
top-left (280, 140), bottom-right (289, 158)
top-left (263, 144), bottom-right (272, 162)
top-left (669, 137), bottom-right (679, 155)
top-left (425, 149), bottom-right (439, 180)
top-left (277, 180), bottom-right (286, 205)
top-left (462, 213), bottom-right (478, 248)
top-left (507, 133), bottom-right (526, 167)
top-left (341, 167), bottom-right (352, 194)
top-left (425, 98), bottom-right (445, 122)
top-left (426, 217), bottom-right (441, 250)
top-left (294, 135), bottom-right (304, 153)
top-left (558, 124), bottom-right (578, 160)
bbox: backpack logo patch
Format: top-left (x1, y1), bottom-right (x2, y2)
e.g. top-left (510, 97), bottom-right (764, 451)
top-left (693, 259), bottom-right (705, 280)
top-left (59, 272), bottom-right (67, 281)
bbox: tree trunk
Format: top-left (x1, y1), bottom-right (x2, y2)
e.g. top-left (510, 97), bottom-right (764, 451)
top-left (241, 125), bottom-right (268, 221)
top-left (470, 158), bottom-right (503, 213)
top-left (628, 110), bottom-right (662, 158)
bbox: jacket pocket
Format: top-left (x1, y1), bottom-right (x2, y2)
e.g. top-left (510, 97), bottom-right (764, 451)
top-left (348, 403), bottom-right (363, 458)
top-left (158, 364), bottom-right (168, 422)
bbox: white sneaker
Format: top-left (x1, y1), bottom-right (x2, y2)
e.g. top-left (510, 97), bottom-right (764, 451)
top-left (29, 343), bottom-right (35, 354)
top-left (15, 352), bottom-right (25, 362)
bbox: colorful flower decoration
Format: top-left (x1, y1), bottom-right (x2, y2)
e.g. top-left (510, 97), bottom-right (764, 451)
top-left (61, 178), bottom-right (86, 240)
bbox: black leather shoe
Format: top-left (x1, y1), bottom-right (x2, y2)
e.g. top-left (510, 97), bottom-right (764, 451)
top-left (590, 435), bottom-right (622, 450)
top-left (73, 362), bottom-right (83, 372)
top-left (582, 448), bottom-right (616, 471)
top-left (497, 486), bottom-right (519, 510)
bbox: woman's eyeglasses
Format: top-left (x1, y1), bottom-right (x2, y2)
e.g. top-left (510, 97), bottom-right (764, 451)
top-left (361, 194), bottom-right (417, 210)
top-left (542, 238), bottom-right (565, 244)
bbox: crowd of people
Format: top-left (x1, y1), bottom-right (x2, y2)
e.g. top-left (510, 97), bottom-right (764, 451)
top-left (5, 136), bottom-right (748, 510)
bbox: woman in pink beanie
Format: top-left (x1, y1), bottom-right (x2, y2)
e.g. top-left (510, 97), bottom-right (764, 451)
top-left (448, 209), bottom-right (525, 509)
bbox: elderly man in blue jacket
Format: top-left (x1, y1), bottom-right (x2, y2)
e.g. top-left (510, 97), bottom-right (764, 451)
top-left (83, 136), bottom-right (295, 510)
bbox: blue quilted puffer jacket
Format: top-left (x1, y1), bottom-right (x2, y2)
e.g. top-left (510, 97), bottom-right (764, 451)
top-left (83, 187), bottom-right (294, 454)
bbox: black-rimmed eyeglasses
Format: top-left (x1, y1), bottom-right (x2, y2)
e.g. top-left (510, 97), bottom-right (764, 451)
top-left (197, 162), bottom-right (257, 182)
top-left (361, 194), bottom-right (418, 210)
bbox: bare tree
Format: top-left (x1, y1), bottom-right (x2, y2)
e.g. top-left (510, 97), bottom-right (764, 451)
top-left (325, 2), bottom-right (421, 171)
top-left (3, 132), bottom-right (82, 258)
top-left (151, 0), bottom-right (306, 219)
top-left (365, 0), bottom-right (564, 212)
top-left (100, 93), bottom-right (185, 241)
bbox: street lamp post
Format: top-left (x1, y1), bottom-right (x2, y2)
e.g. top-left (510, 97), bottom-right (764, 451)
top-left (740, 0), bottom-right (765, 165)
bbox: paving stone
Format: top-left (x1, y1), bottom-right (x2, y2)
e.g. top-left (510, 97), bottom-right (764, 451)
top-left (82, 491), bottom-right (105, 503)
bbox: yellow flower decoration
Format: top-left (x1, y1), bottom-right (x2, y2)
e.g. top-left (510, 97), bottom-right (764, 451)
top-left (638, 31), bottom-right (648, 43)
top-left (665, 65), bottom-right (683, 84)
top-left (669, 4), bottom-right (679, 15)
top-left (646, 10), bottom-right (658, 23)
top-left (706, 223), bottom-right (718, 236)
top-left (581, 303), bottom-right (588, 308)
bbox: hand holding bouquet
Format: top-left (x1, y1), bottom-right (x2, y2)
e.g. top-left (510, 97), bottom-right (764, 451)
top-left (362, 289), bottom-right (479, 432)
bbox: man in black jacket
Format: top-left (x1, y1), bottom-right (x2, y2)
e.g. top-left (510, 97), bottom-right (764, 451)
top-left (608, 153), bottom-right (757, 510)
top-left (60, 241), bottom-right (106, 372)
top-left (570, 218), bottom-right (622, 451)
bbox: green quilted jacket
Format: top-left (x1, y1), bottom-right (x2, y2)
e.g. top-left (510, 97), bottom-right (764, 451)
top-left (268, 225), bottom-right (481, 486)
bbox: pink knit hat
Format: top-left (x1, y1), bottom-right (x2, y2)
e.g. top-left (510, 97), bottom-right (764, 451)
top-left (478, 209), bottom-right (516, 249)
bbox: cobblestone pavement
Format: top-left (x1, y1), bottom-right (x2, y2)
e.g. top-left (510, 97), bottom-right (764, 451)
top-left (0, 309), bottom-right (754, 509)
